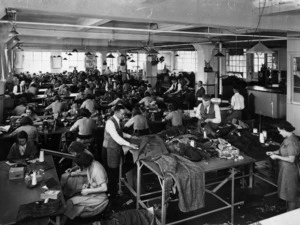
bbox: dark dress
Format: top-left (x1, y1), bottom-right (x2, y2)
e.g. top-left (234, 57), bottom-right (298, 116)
top-left (278, 134), bottom-right (300, 202)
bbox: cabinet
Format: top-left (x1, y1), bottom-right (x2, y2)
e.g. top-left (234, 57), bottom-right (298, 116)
top-left (247, 86), bottom-right (286, 118)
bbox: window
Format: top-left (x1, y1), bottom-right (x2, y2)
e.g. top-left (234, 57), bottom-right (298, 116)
top-left (267, 51), bottom-right (278, 70)
top-left (106, 52), bottom-right (118, 72)
top-left (23, 51), bottom-right (51, 73)
top-left (175, 51), bottom-right (197, 72)
top-left (253, 54), bottom-right (266, 73)
top-left (127, 53), bottom-right (147, 72)
top-left (226, 49), bottom-right (246, 77)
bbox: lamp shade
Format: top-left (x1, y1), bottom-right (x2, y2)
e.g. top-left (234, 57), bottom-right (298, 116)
top-left (214, 51), bottom-right (225, 57)
top-left (9, 26), bottom-right (18, 37)
top-left (85, 52), bottom-right (92, 56)
top-left (57, 55), bottom-right (61, 58)
top-left (246, 42), bottom-right (274, 54)
top-left (146, 48), bottom-right (159, 55)
top-left (130, 59), bottom-right (135, 62)
top-left (175, 53), bottom-right (179, 57)
top-left (68, 53), bottom-right (72, 56)
top-left (107, 53), bottom-right (115, 58)
top-left (72, 49), bottom-right (78, 52)
top-left (63, 57), bottom-right (68, 60)
top-left (13, 36), bottom-right (20, 43)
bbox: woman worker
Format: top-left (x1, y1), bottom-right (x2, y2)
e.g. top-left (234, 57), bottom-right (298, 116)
top-left (267, 120), bottom-right (300, 211)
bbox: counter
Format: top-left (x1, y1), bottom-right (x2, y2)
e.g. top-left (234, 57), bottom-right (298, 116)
top-left (247, 85), bottom-right (286, 119)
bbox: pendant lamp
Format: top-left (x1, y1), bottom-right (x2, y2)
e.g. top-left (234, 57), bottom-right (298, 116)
top-left (246, 42), bottom-right (274, 55)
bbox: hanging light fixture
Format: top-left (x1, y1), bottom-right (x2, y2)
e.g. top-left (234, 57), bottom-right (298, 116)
top-left (12, 36), bottom-right (20, 43)
top-left (107, 53), bottom-right (115, 58)
top-left (246, 0), bottom-right (274, 55)
top-left (246, 42), bottom-right (274, 55)
top-left (130, 59), bottom-right (135, 62)
top-left (8, 10), bottom-right (19, 37)
top-left (9, 24), bottom-right (18, 37)
top-left (214, 51), bottom-right (225, 57)
top-left (68, 52), bottom-right (72, 56)
top-left (72, 49), bottom-right (78, 52)
top-left (57, 55), bottom-right (61, 58)
top-left (63, 57), bottom-right (68, 60)
top-left (85, 52), bottom-right (92, 56)
top-left (175, 53), bottom-right (179, 57)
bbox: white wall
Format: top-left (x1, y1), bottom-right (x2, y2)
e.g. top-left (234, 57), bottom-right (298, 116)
top-left (287, 39), bottom-right (300, 135)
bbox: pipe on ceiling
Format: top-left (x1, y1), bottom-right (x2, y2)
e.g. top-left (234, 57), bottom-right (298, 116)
top-left (0, 20), bottom-right (287, 39)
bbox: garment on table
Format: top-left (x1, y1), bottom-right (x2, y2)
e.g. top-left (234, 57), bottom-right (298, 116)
top-left (155, 153), bottom-right (205, 212)
top-left (277, 134), bottom-right (300, 202)
top-left (7, 140), bottom-right (38, 160)
top-left (132, 135), bottom-right (169, 163)
top-left (65, 160), bottom-right (109, 219)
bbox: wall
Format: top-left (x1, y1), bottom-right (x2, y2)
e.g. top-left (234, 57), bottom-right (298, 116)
top-left (287, 38), bottom-right (300, 135)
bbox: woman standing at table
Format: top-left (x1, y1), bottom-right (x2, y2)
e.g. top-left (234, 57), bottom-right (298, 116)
top-left (267, 121), bottom-right (300, 211)
top-left (62, 152), bottom-right (108, 224)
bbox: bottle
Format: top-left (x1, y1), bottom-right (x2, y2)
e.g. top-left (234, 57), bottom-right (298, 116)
top-left (32, 171), bottom-right (37, 186)
top-left (203, 130), bottom-right (207, 139)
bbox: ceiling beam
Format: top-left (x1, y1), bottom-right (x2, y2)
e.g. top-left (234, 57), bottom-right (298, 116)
top-left (15, 27), bottom-right (203, 43)
top-left (76, 18), bottom-right (111, 31)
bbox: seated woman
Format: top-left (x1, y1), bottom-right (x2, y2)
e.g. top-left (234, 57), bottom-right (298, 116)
top-left (45, 95), bottom-right (66, 115)
top-left (138, 92), bottom-right (153, 107)
top-left (163, 103), bottom-right (184, 127)
top-left (80, 94), bottom-right (97, 116)
top-left (21, 106), bottom-right (41, 122)
top-left (10, 116), bottom-right (39, 144)
top-left (124, 106), bottom-right (149, 136)
top-left (7, 131), bottom-right (38, 160)
top-left (12, 97), bottom-right (27, 116)
top-left (61, 141), bottom-right (93, 198)
top-left (70, 108), bottom-right (96, 147)
top-left (62, 152), bottom-right (109, 224)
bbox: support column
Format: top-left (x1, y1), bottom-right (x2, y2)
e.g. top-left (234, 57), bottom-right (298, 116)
top-left (145, 55), bottom-right (158, 87)
top-left (101, 51), bottom-right (108, 74)
top-left (193, 44), bottom-right (215, 93)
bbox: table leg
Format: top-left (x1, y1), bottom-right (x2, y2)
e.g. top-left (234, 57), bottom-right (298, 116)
top-left (249, 163), bottom-right (254, 188)
top-left (118, 159), bottom-right (123, 195)
top-left (231, 168), bottom-right (235, 225)
top-left (161, 179), bottom-right (166, 225)
top-left (136, 161), bottom-right (141, 209)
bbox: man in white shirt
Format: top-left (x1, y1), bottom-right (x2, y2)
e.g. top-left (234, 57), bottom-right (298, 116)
top-left (102, 104), bottom-right (138, 197)
top-left (224, 87), bottom-right (245, 124)
top-left (13, 80), bottom-right (27, 96)
top-left (196, 94), bottom-right (221, 137)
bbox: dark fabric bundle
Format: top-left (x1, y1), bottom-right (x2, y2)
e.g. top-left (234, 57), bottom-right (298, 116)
top-left (16, 199), bottom-right (62, 223)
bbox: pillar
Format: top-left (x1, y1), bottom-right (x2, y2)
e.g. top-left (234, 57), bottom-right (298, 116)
top-left (145, 55), bottom-right (158, 87)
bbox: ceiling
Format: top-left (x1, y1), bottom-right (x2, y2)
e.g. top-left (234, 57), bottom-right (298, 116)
top-left (0, 0), bottom-right (300, 53)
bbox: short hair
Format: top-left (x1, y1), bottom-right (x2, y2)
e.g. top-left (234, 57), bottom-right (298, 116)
top-left (277, 121), bottom-right (295, 132)
top-left (26, 106), bottom-right (34, 112)
top-left (198, 81), bottom-right (203, 85)
top-left (20, 116), bottom-right (33, 126)
top-left (114, 104), bottom-right (125, 113)
top-left (132, 106), bottom-right (141, 116)
top-left (202, 94), bottom-right (211, 101)
top-left (74, 152), bottom-right (93, 169)
top-left (17, 130), bottom-right (28, 140)
top-left (79, 108), bottom-right (91, 117)
top-left (68, 141), bottom-right (86, 154)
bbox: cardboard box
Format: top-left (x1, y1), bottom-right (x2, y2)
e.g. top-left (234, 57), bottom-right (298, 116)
top-left (40, 190), bottom-right (61, 200)
top-left (9, 167), bottom-right (25, 180)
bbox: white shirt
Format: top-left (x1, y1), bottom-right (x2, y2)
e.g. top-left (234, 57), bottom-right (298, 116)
top-left (231, 93), bottom-right (245, 110)
top-left (195, 103), bottom-right (221, 124)
top-left (81, 99), bottom-right (96, 114)
top-left (105, 115), bottom-right (131, 147)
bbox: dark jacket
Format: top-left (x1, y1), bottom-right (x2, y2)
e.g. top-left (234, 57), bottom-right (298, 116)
top-left (7, 140), bottom-right (38, 160)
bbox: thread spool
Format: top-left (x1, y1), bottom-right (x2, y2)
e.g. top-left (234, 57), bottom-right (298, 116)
top-left (203, 131), bottom-right (207, 139)
top-left (262, 130), bottom-right (267, 140)
top-left (39, 150), bottom-right (44, 162)
top-left (259, 133), bottom-right (265, 144)
top-left (32, 171), bottom-right (37, 186)
top-left (190, 140), bottom-right (195, 147)
top-left (253, 128), bottom-right (258, 134)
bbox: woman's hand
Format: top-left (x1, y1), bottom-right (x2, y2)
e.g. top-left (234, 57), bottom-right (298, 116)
top-left (82, 183), bottom-right (89, 189)
top-left (270, 154), bottom-right (278, 160)
top-left (81, 188), bottom-right (90, 196)
top-left (266, 151), bottom-right (274, 156)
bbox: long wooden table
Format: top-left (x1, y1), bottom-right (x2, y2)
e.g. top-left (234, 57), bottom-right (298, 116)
top-left (0, 155), bottom-right (65, 225)
top-left (121, 154), bottom-right (255, 225)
